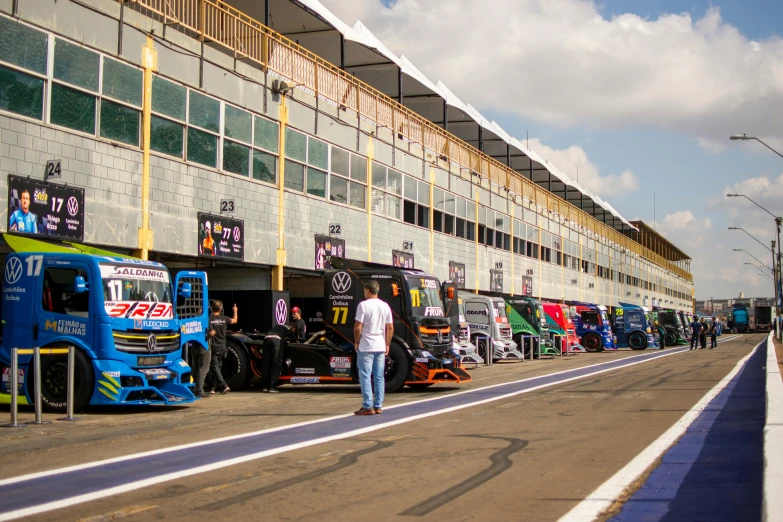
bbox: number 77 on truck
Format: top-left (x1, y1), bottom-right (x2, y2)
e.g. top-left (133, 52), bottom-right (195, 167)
top-left (0, 234), bottom-right (209, 412)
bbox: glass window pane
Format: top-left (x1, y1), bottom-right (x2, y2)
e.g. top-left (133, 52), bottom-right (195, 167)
top-left (224, 105), bottom-right (251, 144)
top-left (285, 128), bottom-right (306, 162)
top-left (444, 192), bottom-right (456, 215)
top-left (479, 207), bottom-right (487, 225)
top-left (371, 162), bottom-right (386, 188)
top-left (307, 167), bottom-right (327, 198)
top-left (252, 150), bottom-right (276, 184)
top-left (387, 169), bottom-right (402, 195)
top-left (527, 225), bottom-right (538, 242)
top-left (150, 115), bottom-right (183, 157)
top-left (0, 65), bottom-right (43, 120)
top-left (102, 58), bottom-right (142, 106)
top-left (308, 138), bottom-right (328, 170)
top-left (349, 181), bottom-right (365, 209)
top-left (188, 91), bottom-right (219, 132)
top-left (99, 100), bottom-right (139, 146)
top-left (330, 175), bottom-right (348, 205)
top-left (371, 188), bottom-right (385, 214)
top-left (387, 195), bottom-right (401, 220)
top-left (417, 204), bottom-right (429, 228)
top-left (254, 116), bottom-right (279, 152)
top-left (433, 187), bottom-right (444, 210)
top-left (186, 127), bottom-right (217, 167)
top-left (284, 160), bottom-right (304, 192)
top-left (418, 180), bottom-right (430, 205)
top-left (0, 17), bottom-right (48, 74)
top-left (404, 175), bottom-right (417, 200)
top-left (457, 197), bottom-right (467, 218)
top-left (331, 146), bottom-right (349, 177)
top-left (53, 39), bottom-right (99, 92)
top-left (50, 83), bottom-right (95, 134)
top-left (223, 140), bottom-right (250, 176)
top-left (152, 75), bottom-right (186, 121)
top-left (466, 201), bottom-right (476, 221)
top-left (350, 154), bottom-right (366, 182)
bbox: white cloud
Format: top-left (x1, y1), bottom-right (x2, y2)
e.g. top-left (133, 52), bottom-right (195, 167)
top-left (321, 0), bottom-right (783, 145)
top-left (526, 138), bottom-right (638, 196)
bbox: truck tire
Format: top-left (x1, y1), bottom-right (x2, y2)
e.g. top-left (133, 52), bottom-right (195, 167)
top-left (628, 332), bottom-right (648, 350)
top-left (384, 343), bottom-right (409, 393)
top-left (221, 338), bottom-right (250, 391)
top-left (664, 331), bottom-right (678, 346)
top-left (34, 347), bottom-right (94, 413)
top-left (472, 334), bottom-right (491, 362)
top-left (581, 332), bottom-right (604, 352)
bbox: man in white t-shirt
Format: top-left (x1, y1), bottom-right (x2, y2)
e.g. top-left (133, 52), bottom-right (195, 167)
top-left (353, 280), bottom-right (394, 415)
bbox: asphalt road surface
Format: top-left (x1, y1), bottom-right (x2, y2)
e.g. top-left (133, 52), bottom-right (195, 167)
top-left (0, 334), bottom-right (764, 522)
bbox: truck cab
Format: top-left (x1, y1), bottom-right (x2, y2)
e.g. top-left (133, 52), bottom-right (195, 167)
top-left (571, 303), bottom-right (615, 352)
top-left (677, 311), bottom-right (692, 342)
top-left (0, 236), bottom-right (206, 411)
top-left (612, 302), bottom-right (655, 350)
top-left (462, 295), bottom-right (523, 362)
top-left (449, 297), bottom-right (482, 364)
top-left (730, 304), bottom-right (749, 333)
top-left (542, 302), bottom-right (584, 353)
top-left (505, 296), bottom-right (553, 358)
top-left (655, 308), bottom-right (687, 346)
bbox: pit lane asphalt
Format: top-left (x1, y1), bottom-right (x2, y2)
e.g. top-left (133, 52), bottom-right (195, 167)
top-left (1, 334), bottom-right (763, 521)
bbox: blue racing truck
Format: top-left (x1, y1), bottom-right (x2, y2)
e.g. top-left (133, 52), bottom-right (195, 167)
top-left (571, 302), bottom-right (616, 352)
top-left (730, 303), bottom-right (750, 333)
top-left (0, 234), bottom-right (208, 412)
top-left (612, 302), bottom-right (656, 350)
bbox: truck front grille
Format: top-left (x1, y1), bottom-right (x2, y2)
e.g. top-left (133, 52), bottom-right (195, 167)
top-left (499, 325), bottom-right (512, 339)
top-left (113, 330), bottom-right (180, 353)
top-left (458, 326), bottom-right (469, 346)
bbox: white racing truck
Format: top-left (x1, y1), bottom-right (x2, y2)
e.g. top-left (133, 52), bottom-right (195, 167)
top-left (463, 295), bottom-right (523, 362)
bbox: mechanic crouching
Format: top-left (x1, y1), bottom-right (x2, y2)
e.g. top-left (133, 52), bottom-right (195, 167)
top-left (261, 323), bottom-right (295, 393)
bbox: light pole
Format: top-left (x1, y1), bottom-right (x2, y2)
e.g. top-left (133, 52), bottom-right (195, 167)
top-left (733, 248), bottom-right (772, 271)
top-left (730, 134), bottom-right (783, 160)
top-left (745, 262), bottom-right (774, 281)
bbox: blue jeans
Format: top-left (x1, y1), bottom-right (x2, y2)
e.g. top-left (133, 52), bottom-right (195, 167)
top-left (357, 351), bottom-right (385, 409)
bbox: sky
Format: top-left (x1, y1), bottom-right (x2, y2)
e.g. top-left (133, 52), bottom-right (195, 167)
top-left (320, 0), bottom-right (783, 300)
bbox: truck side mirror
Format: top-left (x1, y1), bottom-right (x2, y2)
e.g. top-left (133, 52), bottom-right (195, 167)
top-left (74, 276), bottom-right (88, 293)
top-left (179, 282), bottom-right (192, 299)
top-left (391, 283), bottom-right (399, 297)
top-left (447, 287), bottom-right (454, 300)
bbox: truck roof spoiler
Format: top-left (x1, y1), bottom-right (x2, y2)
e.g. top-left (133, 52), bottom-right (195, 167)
top-left (618, 301), bottom-right (645, 310)
top-left (3, 233), bottom-right (135, 259)
top-left (328, 257), bottom-right (425, 273)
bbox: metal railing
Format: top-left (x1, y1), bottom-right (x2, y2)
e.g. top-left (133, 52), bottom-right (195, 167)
top-left (120, 0), bottom-right (692, 283)
top-left (2, 347), bottom-right (80, 427)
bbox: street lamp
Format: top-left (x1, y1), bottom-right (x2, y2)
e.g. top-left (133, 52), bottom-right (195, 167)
top-left (733, 248), bottom-right (772, 271)
top-left (745, 262), bottom-right (774, 281)
top-left (728, 226), bottom-right (773, 253)
top-left (729, 134), bottom-right (783, 160)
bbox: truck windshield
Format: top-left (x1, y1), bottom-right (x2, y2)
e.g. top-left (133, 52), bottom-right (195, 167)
top-left (494, 302), bottom-right (508, 321)
top-left (600, 310), bottom-right (609, 324)
top-left (407, 277), bottom-right (445, 317)
top-left (100, 263), bottom-right (173, 319)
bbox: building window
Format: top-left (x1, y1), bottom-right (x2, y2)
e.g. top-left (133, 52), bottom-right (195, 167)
top-left (401, 175), bottom-right (429, 228)
top-left (223, 104), bottom-right (252, 176)
top-left (371, 162), bottom-right (404, 220)
top-left (50, 83), bottom-right (95, 134)
top-left (151, 75), bottom-right (186, 158)
top-left (0, 65), bottom-right (44, 120)
top-left (329, 146), bottom-right (366, 208)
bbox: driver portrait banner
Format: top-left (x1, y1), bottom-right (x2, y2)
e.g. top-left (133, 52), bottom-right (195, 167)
top-left (520, 275), bottom-right (533, 297)
top-left (448, 261), bottom-right (466, 289)
top-left (490, 269), bottom-right (503, 292)
top-left (392, 250), bottom-right (414, 269)
top-left (314, 234), bottom-right (345, 270)
top-left (198, 212), bottom-right (244, 260)
top-left (7, 174), bottom-right (84, 240)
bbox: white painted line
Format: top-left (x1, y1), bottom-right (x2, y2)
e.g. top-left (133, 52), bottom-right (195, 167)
top-left (0, 340), bottom-right (731, 521)
top-left (558, 335), bottom-right (761, 522)
top-left (764, 331), bottom-right (783, 522)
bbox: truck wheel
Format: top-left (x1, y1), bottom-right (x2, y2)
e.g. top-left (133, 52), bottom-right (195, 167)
top-left (664, 332), bottom-right (678, 346)
top-left (33, 347), bottom-right (93, 413)
top-left (222, 339), bottom-right (249, 391)
top-left (384, 343), bottom-right (409, 393)
top-left (473, 335), bottom-right (491, 362)
top-left (628, 332), bottom-right (647, 351)
top-left (582, 333), bottom-right (603, 352)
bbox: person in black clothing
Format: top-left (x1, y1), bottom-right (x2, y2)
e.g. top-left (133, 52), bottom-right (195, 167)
top-left (710, 317), bottom-right (719, 349)
top-left (699, 319), bottom-right (708, 349)
top-left (290, 306), bottom-right (307, 341)
top-left (689, 318), bottom-right (701, 350)
top-left (261, 324), bottom-right (295, 393)
top-left (207, 300), bottom-right (238, 394)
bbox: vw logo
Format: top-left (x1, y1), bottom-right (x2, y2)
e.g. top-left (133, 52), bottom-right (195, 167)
top-left (67, 197), bottom-right (79, 216)
top-left (233, 227), bottom-right (241, 242)
top-left (4, 258), bottom-right (23, 285)
top-left (275, 299), bottom-right (288, 325)
top-left (146, 334), bottom-right (157, 353)
top-left (332, 271), bottom-right (352, 294)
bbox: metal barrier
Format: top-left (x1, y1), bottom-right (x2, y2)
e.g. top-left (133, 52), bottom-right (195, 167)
top-left (2, 347), bottom-right (79, 428)
top-left (473, 334), bottom-right (493, 366)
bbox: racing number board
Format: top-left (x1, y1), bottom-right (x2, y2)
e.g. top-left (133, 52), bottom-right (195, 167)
top-left (7, 174), bottom-right (85, 240)
top-left (197, 212), bottom-right (244, 260)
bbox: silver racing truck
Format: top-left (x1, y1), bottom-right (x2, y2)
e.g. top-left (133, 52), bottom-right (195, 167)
top-left (462, 295), bottom-right (523, 362)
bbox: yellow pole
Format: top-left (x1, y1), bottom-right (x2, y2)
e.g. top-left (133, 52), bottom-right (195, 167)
top-left (273, 95), bottom-right (288, 291)
top-left (429, 167), bottom-right (434, 274)
top-left (510, 203), bottom-right (515, 296)
top-left (366, 138), bottom-right (374, 262)
top-left (579, 239), bottom-right (584, 301)
top-left (138, 36), bottom-right (157, 261)
top-left (474, 192), bottom-right (480, 294)
top-left (537, 218), bottom-right (542, 300)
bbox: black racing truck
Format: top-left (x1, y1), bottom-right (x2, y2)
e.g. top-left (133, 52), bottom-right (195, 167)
top-left (654, 308), bottom-right (688, 346)
top-left (220, 266), bottom-right (471, 392)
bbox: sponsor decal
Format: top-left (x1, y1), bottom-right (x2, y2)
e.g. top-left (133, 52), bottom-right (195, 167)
top-left (466, 309), bottom-right (487, 315)
top-left (181, 320), bottom-right (203, 334)
top-left (100, 265), bottom-right (170, 282)
top-left (290, 377), bottom-right (320, 384)
top-left (415, 357), bottom-right (429, 363)
top-left (105, 302), bottom-right (174, 319)
top-left (329, 356), bottom-right (351, 369)
top-left (1, 367), bottom-right (24, 394)
top-left (178, 360), bottom-right (189, 367)
top-left (332, 272), bottom-right (352, 294)
top-left (137, 355), bottom-right (166, 366)
top-left (295, 368), bottom-right (315, 374)
top-left (103, 371), bottom-right (121, 378)
top-left (4, 257), bottom-right (23, 285)
top-left (44, 318), bottom-right (87, 336)
top-left (421, 279), bottom-right (438, 289)
top-left (275, 299), bottom-right (288, 325)
top-left (139, 368), bottom-right (171, 380)
top-left (470, 324), bottom-right (489, 330)
top-left (424, 307), bottom-right (444, 317)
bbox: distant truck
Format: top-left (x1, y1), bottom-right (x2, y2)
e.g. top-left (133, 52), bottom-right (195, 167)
top-left (222, 266), bottom-right (471, 392)
top-left (445, 289), bottom-right (482, 364)
top-left (754, 305), bottom-right (774, 332)
top-left (0, 234), bottom-right (205, 412)
top-left (542, 302), bottom-right (584, 353)
top-left (654, 308), bottom-right (688, 346)
top-left (504, 296), bottom-right (554, 358)
top-left (571, 303), bottom-right (615, 352)
top-left (730, 304), bottom-right (749, 333)
top-left (612, 303), bottom-right (656, 350)
top-left (463, 295), bottom-right (523, 361)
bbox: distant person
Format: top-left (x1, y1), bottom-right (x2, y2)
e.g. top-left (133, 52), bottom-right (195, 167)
top-left (207, 300), bottom-right (238, 394)
top-left (260, 323), bottom-right (295, 393)
top-left (710, 317), bottom-right (719, 349)
top-left (654, 320), bottom-right (666, 349)
top-left (699, 318), bottom-right (708, 349)
top-left (353, 280), bottom-right (394, 416)
top-left (689, 317), bottom-right (701, 350)
top-left (9, 190), bottom-right (38, 233)
top-left (290, 306), bottom-right (306, 341)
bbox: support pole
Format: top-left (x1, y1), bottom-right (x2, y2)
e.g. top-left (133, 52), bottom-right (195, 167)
top-left (398, 67), bottom-right (403, 104)
top-left (138, 36), bottom-right (157, 261)
top-left (340, 34), bottom-right (345, 70)
top-left (443, 100), bottom-right (448, 131)
top-left (26, 347), bottom-right (50, 425)
top-left (366, 137), bottom-right (374, 261)
top-left (58, 347), bottom-right (81, 421)
top-left (474, 192), bottom-right (480, 294)
top-left (272, 94), bottom-right (289, 291)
